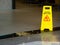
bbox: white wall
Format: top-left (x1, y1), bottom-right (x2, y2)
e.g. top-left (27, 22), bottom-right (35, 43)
top-left (0, 0), bottom-right (12, 10)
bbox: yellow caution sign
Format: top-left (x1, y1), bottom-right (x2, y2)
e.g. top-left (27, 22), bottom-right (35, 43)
top-left (40, 6), bottom-right (53, 31)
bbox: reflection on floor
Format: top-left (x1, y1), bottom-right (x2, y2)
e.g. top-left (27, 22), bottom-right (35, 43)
top-left (0, 31), bottom-right (60, 45)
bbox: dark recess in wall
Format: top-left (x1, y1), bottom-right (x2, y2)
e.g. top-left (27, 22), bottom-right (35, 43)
top-left (12, 0), bottom-right (15, 9)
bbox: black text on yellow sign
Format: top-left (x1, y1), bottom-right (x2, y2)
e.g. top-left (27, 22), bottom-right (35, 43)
top-left (40, 6), bottom-right (53, 31)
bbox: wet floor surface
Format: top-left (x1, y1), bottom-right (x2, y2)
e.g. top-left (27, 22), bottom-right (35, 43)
top-left (0, 31), bottom-right (60, 45)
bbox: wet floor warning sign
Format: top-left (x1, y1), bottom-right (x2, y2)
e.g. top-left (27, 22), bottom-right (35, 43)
top-left (40, 6), bottom-right (53, 31)
top-left (43, 15), bottom-right (50, 21)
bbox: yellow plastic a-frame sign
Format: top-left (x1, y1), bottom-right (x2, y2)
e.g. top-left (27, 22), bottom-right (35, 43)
top-left (40, 6), bottom-right (53, 31)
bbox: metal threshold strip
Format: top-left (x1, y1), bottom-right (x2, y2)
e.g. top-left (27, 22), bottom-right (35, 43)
top-left (0, 27), bottom-right (60, 39)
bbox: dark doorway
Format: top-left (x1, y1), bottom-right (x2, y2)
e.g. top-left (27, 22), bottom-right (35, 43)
top-left (15, 0), bottom-right (55, 9)
top-left (48, 0), bottom-right (55, 4)
top-left (12, 0), bottom-right (15, 9)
